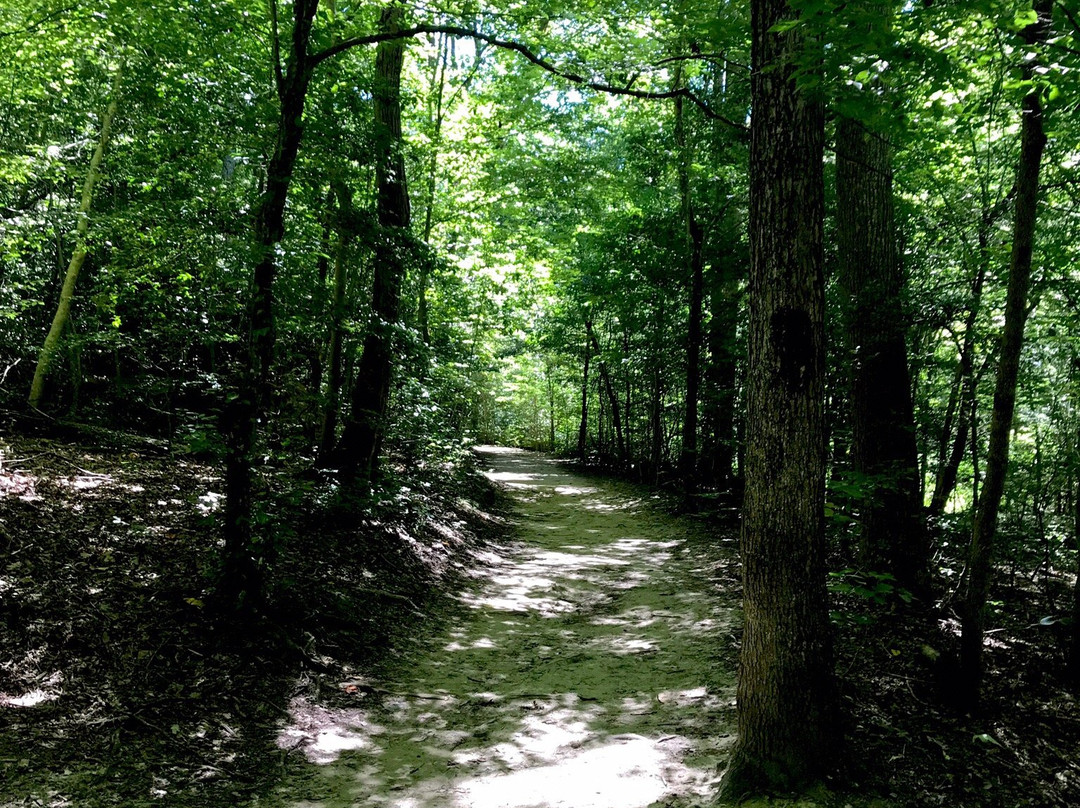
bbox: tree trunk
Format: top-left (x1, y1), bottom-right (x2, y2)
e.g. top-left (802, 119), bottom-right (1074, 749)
top-left (623, 326), bottom-right (633, 462)
top-left (578, 324), bottom-right (591, 458)
top-left (547, 364), bottom-right (556, 451)
top-left (702, 256), bottom-right (741, 488)
top-left (597, 374), bottom-right (606, 456)
top-left (929, 255), bottom-right (988, 517)
top-left (29, 64), bottom-right (123, 410)
top-left (587, 319), bottom-right (626, 466)
top-left (969, 390), bottom-right (981, 508)
top-left (418, 32), bottom-right (450, 344)
top-left (219, 0), bottom-right (319, 605)
top-left (334, 4), bottom-right (411, 487)
top-left (318, 181), bottom-right (353, 463)
top-left (959, 0), bottom-right (1050, 709)
top-left (650, 300), bottom-right (666, 484)
top-left (719, 0), bottom-right (836, 796)
top-left (836, 115), bottom-right (929, 596)
top-left (309, 185), bottom-right (335, 401)
top-left (674, 73), bottom-right (705, 490)
top-left (1071, 423), bottom-right (1080, 686)
top-left (930, 182), bottom-right (1017, 517)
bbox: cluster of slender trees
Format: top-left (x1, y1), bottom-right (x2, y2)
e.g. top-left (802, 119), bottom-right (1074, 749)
top-left (505, 0), bottom-right (1072, 794)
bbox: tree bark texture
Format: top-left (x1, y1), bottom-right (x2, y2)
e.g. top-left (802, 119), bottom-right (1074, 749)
top-left (334, 4), bottom-right (411, 486)
top-left (220, 0), bottom-right (319, 604)
top-left (719, 0), bottom-right (836, 796)
top-left (836, 116), bottom-right (929, 595)
top-left (959, 0), bottom-right (1050, 708)
top-left (29, 64), bottom-right (123, 410)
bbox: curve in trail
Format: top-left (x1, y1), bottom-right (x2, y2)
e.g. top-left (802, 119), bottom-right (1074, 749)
top-left (278, 447), bottom-right (738, 808)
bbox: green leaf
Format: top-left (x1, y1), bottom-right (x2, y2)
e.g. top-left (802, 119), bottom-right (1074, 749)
top-left (769, 19), bottom-right (802, 34)
top-left (1013, 9), bottom-right (1038, 29)
top-left (973, 733), bottom-right (1004, 749)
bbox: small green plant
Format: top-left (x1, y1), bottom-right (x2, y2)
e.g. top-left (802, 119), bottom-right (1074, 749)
top-left (828, 568), bottom-right (914, 625)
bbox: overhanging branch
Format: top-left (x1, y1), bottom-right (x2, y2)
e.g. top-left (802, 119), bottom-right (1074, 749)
top-left (268, 0), bottom-right (284, 100)
top-left (311, 23), bottom-right (748, 134)
top-left (1055, 0), bottom-right (1080, 38)
top-left (657, 51), bottom-right (750, 72)
top-left (0, 1), bottom-right (80, 40)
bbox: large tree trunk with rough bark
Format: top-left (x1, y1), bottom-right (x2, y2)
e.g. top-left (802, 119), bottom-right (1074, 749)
top-left (29, 65), bottom-right (123, 410)
top-left (959, 0), bottom-right (1050, 709)
top-left (719, 0), bottom-right (836, 797)
top-left (836, 115), bottom-right (929, 596)
top-left (334, 5), bottom-right (411, 487)
top-left (219, 0), bottom-right (319, 605)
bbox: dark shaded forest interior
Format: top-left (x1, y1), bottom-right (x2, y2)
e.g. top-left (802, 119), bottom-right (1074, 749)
top-left (2, 0), bottom-right (1080, 805)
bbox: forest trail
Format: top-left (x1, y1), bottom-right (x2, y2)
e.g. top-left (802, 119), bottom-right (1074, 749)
top-left (276, 447), bottom-right (738, 808)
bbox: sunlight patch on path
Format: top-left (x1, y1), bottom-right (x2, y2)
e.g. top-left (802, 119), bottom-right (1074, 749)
top-left (279, 697), bottom-right (385, 765)
top-left (426, 735), bottom-right (707, 808)
top-left (0, 670), bottom-right (64, 708)
top-left (485, 471), bottom-right (539, 486)
top-left (277, 448), bottom-right (736, 807)
top-left (459, 549), bottom-right (633, 616)
top-left (552, 485), bottom-right (598, 496)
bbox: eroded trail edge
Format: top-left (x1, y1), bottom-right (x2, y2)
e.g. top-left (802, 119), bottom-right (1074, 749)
top-left (278, 447), bottom-right (738, 808)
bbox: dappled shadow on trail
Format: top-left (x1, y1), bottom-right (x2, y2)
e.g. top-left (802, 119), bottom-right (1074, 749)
top-left (0, 432), bottom-right (514, 807)
top-left (277, 447), bottom-right (737, 808)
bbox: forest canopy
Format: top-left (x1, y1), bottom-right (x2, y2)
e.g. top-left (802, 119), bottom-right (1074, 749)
top-left (2, 0), bottom-right (1080, 803)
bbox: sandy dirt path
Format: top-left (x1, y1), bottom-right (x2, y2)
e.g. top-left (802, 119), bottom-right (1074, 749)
top-left (277, 447), bottom-right (738, 808)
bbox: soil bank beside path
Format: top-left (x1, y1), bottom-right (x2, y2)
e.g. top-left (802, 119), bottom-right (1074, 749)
top-left (277, 446), bottom-right (739, 808)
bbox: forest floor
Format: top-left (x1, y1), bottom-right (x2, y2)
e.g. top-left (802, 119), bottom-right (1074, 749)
top-left (0, 426), bottom-right (509, 807)
top-left (274, 446), bottom-right (736, 808)
top-left (2, 434), bottom-right (1080, 807)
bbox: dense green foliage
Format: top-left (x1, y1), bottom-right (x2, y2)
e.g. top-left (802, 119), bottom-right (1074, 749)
top-left (2, 0), bottom-right (1080, 798)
